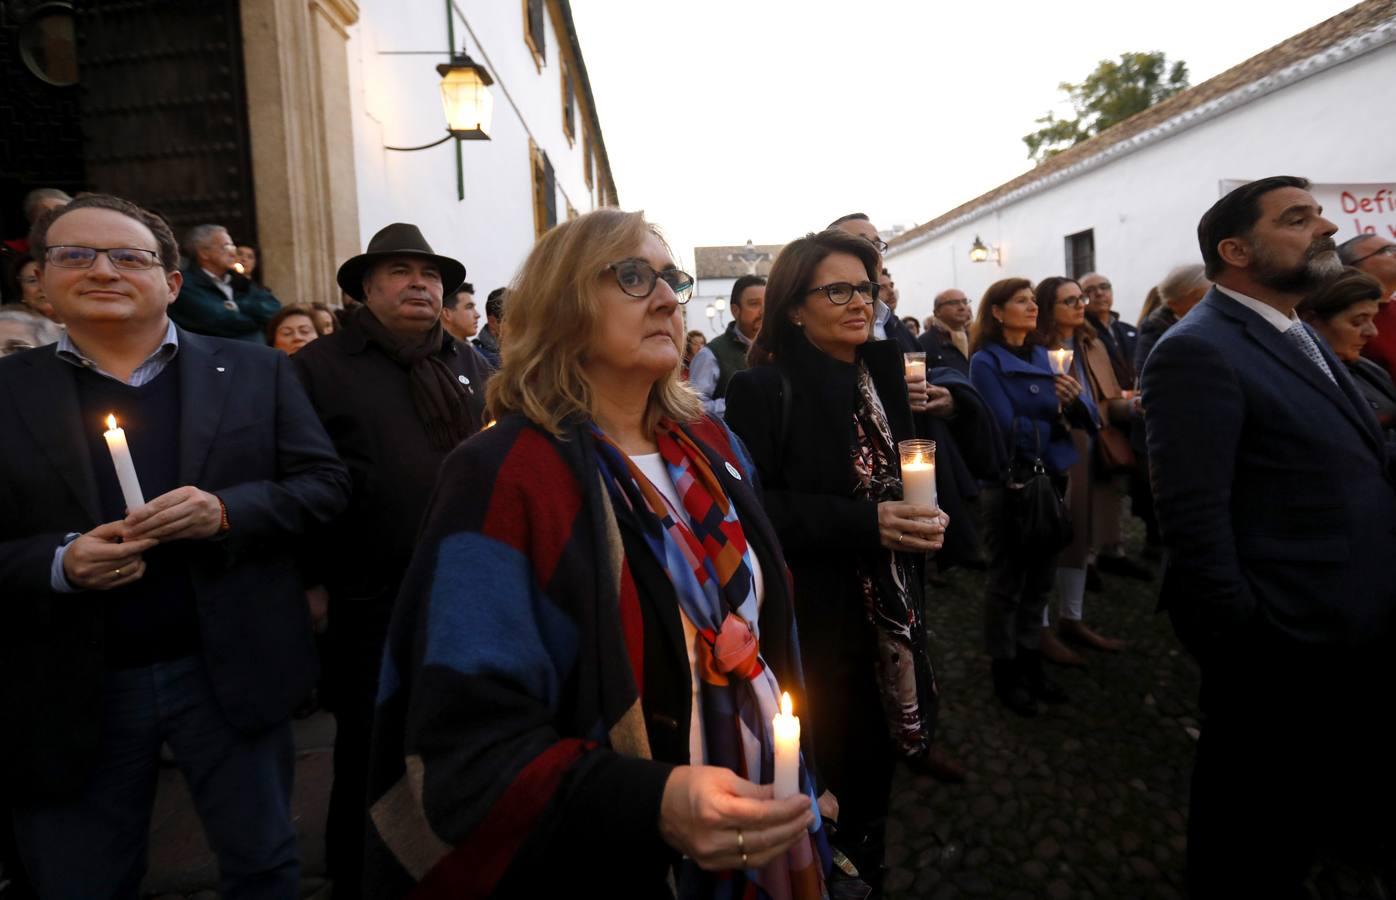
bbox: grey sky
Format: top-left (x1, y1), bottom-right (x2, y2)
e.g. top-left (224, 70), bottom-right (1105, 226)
top-left (570, 0), bottom-right (1357, 267)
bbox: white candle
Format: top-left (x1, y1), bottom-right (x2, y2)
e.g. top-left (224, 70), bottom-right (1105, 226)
top-left (102, 414), bottom-right (145, 511)
top-left (1049, 348), bottom-right (1074, 375)
top-left (903, 353), bottom-right (926, 382)
top-left (772, 691), bottom-right (801, 800)
top-left (902, 454), bottom-right (937, 511)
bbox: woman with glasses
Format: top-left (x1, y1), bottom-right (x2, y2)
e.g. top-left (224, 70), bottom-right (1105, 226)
top-left (726, 229), bottom-right (948, 897)
top-left (364, 210), bottom-right (830, 899)
top-left (968, 278), bottom-right (1088, 717)
top-left (1033, 277), bottom-right (1124, 666)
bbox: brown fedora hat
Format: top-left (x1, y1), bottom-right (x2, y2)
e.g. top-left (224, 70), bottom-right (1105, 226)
top-left (336, 223), bottom-right (466, 301)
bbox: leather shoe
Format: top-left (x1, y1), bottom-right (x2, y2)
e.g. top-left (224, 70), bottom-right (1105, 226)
top-left (1040, 625), bottom-right (1087, 667)
top-left (1059, 618), bottom-right (1126, 652)
top-left (907, 745), bottom-right (969, 783)
top-left (1096, 553), bottom-right (1154, 581)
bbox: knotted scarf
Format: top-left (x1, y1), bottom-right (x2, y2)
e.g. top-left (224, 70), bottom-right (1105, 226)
top-left (592, 420), bottom-right (826, 900)
top-left (352, 304), bottom-right (474, 450)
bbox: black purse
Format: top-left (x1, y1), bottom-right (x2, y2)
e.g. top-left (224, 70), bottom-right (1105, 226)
top-left (1003, 417), bottom-right (1073, 551)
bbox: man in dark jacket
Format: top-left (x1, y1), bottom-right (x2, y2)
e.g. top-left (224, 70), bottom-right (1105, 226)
top-left (293, 222), bottom-right (491, 899)
top-left (917, 289), bottom-right (972, 377)
top-left (170, 223), bottom-right (281, 342)
top-left (1, 195), bottom-right (349, 896)
top-left (690, 274), bottom-right (764, 416)
top-left (1081, 272), bottom-right (1138, 387)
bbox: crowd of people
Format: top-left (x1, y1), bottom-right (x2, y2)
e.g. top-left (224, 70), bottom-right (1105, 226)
top-left (0, 175), bottom-right (1393, 900)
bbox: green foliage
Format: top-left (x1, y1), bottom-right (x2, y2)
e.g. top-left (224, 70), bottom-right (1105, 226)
top-left (1023, 52), bottom-right (1190, 164)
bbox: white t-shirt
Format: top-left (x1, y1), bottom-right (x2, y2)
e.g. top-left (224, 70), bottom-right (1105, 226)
top-left (629, 452), bottom-right (765, 765)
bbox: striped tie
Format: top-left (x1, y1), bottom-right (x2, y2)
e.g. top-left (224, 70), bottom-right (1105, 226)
top-left (1284, 323), bottom-right (1337, 386)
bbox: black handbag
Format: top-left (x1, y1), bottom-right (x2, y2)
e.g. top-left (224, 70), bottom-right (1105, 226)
top-left (1003, 417), bottom-right (1073, 551)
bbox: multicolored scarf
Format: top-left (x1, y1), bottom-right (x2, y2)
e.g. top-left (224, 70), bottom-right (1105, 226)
top-left (592, 420), bottom-right (826, 900)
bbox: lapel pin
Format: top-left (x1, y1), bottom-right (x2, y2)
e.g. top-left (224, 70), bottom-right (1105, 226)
top-left (725, 461), bottom-right (742, 480)
top-left (216, 367), bottom-right (226, 373)
top-left (457, 375), bottom-right (469, 385)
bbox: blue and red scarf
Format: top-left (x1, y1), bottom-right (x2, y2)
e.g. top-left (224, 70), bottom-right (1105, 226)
top-left (593, 419), bottom-right (827, 900)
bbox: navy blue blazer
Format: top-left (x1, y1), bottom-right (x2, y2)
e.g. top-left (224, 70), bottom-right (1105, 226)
top-left (0, 327), bottom-right (351, 801)
top-left (969, 342), bottom-right (1097, 476)
top-left (1141, 288), bottom-right (1396, 659)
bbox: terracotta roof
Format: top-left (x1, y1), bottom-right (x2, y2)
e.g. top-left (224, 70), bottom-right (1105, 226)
top-left (694, 244), bottom-right (784, 279)
top-left (888, 0), bottom-right (1396, 251)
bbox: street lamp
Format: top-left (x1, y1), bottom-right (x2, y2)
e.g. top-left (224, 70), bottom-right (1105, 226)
top-left (385, 50), bottom-right (495, 151)
top-left (969, 235), bottom-right (1002, 266)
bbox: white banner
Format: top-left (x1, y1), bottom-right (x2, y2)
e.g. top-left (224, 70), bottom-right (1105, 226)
top-left (1221, 180), bottom-right (1396, 241)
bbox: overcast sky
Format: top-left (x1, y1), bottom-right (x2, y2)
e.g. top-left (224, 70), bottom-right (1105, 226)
top-left (570, 0), bottom-right (1357, 269)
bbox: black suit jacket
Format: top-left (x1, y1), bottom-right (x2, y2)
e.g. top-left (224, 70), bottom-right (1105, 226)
top-left (1142, 288), bottom-right (1396, 662)
top-left (0, 328), bottom-right (350, 801)
top-left (917, 325), bottom-right (971, 377)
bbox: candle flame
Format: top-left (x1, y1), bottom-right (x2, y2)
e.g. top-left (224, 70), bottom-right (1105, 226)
top-left (232, 262), bottom-right (246, 275)
top-left (781, 692), bottom-right (792, 717)
top-left (105, 414), bottom-right (118, 431)
top-left (912, 452), bottom-right (924, 466)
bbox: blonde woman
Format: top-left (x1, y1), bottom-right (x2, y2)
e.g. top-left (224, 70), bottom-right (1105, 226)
top-left (364, 210), bottom-right (831, 898)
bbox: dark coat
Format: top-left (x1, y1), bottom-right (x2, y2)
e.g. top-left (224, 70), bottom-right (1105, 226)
top-left (1142, 288), bottom-right (1396, 661)
top-left (291, 315), bottom-right (492, 627)
top-left (1348, 355), bottom-right (1396, 456)
top-left (725, 336), bottom-right (921, 670)
top-left (913, 367), bottom-right (1000, 566)
top-left (882, 312), bottom-right (921, 353)
top-left (170, 266), bottom-right (282, 343)
top-left (1087, 311), bottom-right (1139, 388)
top-left (970, 342), bottom-right (1096, 476)
top-left (917, 325), bottom-right (971, 377)
top-left (0, 329), bottom-right (350, 802)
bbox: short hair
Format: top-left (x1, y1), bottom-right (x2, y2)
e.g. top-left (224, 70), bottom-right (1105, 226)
top-left (1298, 268), bottom-right (1385, 323)
top-left (1197, 176), bottom-right (1311, 279)
top-left (181, 224), bottom-right (229, 262)
top-left (485, 287), bottom-right (507, 321)
top-left (749, 229), bottom-right (880, 366)
top-left (970, 277), bottom-right (1035, 354)
top-left (1158, 263), bottom-right (1209, 307)
top-left (901, 316), bottom-right (921, 335)
top-left (934, 289), bottom-right (965, 309)
top-left (484, 209), bottom-right (702, 436)
top-left (729, 274), bottom-right (766, 312)
top-left (827, 212), bottom-right (870, 230)
top-left (264, 304), bottom-right (318, 344)
top-left (1337, 234), bottom-right (1384, 265)
top-left (1033, 276), bottom-right (1093, 345)
top-left (23, 188), bottom-right (72, 223)
top-left (0, 307), bottom-right (62, 347)
top-left (29, 194), bottom-right (179, 272)
top-left (443, 284), bottom-right (476, 311)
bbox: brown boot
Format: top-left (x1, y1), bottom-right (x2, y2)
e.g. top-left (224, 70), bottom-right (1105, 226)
top-left (907, 744), bottom-right (969, 783)
top-left (1039, 625), bottom-right (1087, 667)
top-left (1059, 618), bottom-right (1126, 652)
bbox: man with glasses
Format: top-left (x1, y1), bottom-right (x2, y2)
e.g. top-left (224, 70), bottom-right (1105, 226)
top-left (169, 223), bottom-right (282, 343)
top-left (1344, 235), bottom-right (1396, 380)
top-left (292, 222), bottom-right (491, 899)
top-left (1080, 273), bottom-right (1139, 387)
top-left (919, 288), bottom-right (973, 377)
top-left (690, 273), bottom-right (764, 417)
top-left (0, 194), bottom-right (349, 896)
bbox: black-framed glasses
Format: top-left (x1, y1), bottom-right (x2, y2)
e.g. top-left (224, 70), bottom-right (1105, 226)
top-left (1060, 295), bottom-right (1085, 308)
top-left (45, 245), bottom-right (161, 270)
top-left (1350, 244), bottom-right (1396, 265)
top-left (1083, 282), bottom-right (1112, 294)
top-left (606, 259), bottom-right (694, 304)
top-left (807, 281), bottom-right (880, 306)
top-left (865, 236), bottom-right (889, 253)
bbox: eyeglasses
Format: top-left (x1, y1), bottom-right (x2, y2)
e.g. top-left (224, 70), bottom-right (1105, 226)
top-left (1350, 244), bottom-right (1396, 265)
top-left (1083, 282), bottom-right (1112, 294)
top-left (864, 236), bottom-right (889, 253)
top-left (807, 281), bottom-right (880, 306)
top-left (45, 246), bottom-right (162, 270)
top-left (1060, 296), bottom-right (1085, 308)
top-left (606, 259), bottom-right (695, 304)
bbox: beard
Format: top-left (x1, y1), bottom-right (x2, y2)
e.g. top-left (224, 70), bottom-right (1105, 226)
top-left (1252, 235), bottom-right (1343, 294)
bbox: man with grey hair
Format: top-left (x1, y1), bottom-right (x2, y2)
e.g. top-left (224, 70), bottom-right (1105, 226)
top-left (168, 223), bottom-right (281, 342)
top-left (0, 307), bottom-right (62, 357)
top-left (1344, 234), bottom-right (1396, 380)
top-left (1135, 264), bottom-right (1210, 376)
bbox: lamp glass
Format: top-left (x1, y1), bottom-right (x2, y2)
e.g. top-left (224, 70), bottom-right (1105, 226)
top-left (439, 66), bottom-right (494, 139)
top-left (969, 237), bottom-right (989, 264)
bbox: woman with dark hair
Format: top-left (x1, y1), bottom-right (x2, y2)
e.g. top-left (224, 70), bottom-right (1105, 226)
top-left (968, 278), bottom-right (1086, 716)
top-left (1033, 277), bottom-right (1121, 663)
top-left (265, 304), bottom-right (321, 355)
top-left (1300, 268), bottom-right (1396, 451)
top-left (726, 229), bottom-right (948, 895)
top-left (681, 328), bottom-right (706, 379)
top-left (310, 302), bottom-right (338, 336)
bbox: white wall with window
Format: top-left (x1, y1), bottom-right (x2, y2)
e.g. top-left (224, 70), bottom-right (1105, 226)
top-left (885, 34), bottom-right (1396, 326)
top-left (346, 0), bottom-right (617, 301)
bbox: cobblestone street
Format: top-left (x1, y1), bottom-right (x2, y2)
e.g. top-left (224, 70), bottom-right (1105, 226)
top-left (884, 548), bottom-right (1200, 900)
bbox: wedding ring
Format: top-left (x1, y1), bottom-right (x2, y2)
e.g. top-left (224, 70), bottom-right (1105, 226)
top-left (114, 567), bottom-right (123, 576)
top-left (737, 829), bottom-right (744, 852)
top-left (897, 532), bottom-right (904, 544)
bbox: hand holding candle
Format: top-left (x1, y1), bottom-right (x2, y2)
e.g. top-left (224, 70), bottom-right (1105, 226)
top-left (899, 439), bottom-right (938, 513)
top-left (772, 691), bottom-right (801, 800)
top-left (1049, 348), bottom-right (1074, 375)
top-left (103, 414), bottom-right (145, 512)
top-left (903, 352), bottom-right (928, 412)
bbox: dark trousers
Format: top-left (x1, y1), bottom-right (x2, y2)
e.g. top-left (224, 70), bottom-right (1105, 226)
top-left (980, 485), bottom-right (1059, 658)
top-left (1187, 642), bottom-right (1395, 898)
top-left (11, 656), bottom-right (298, 900)
top-left (322, 605), bottom-right (391, 900)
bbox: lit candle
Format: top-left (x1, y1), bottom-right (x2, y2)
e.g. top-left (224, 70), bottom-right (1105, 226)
top-left (102, 414), bottom-right (145, 511)
top-left (772, 691), bottom-right (801, 800)
top-left (1049, 348), bottom-right (1075, 375)
top-left (232, 261), bottom-right (246, 275)
top-left (903, 351), bottom-right (926, 382)
top-left (899, 438), bottom-right (938, 512)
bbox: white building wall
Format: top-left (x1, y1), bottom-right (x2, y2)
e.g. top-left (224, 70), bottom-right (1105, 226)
top-left (347, 0), bottom-right (605, 300)
top-left (887, 40), bottom-right (1396, 327)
